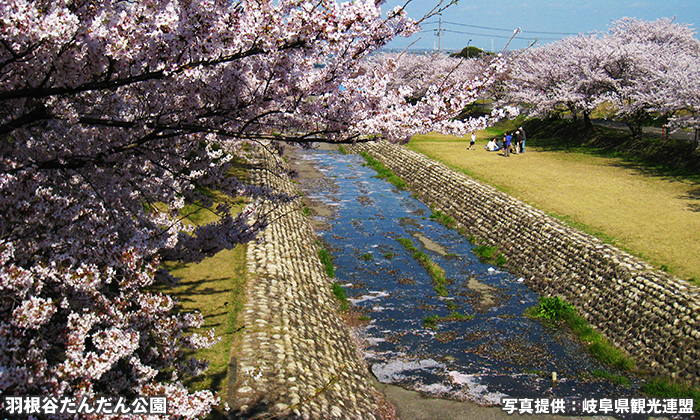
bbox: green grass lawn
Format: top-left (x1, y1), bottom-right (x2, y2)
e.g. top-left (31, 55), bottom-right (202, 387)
top-left (156, 161), bottom-right (250, 404)
top-left (408, 126), bottom-right (700, 284)
top-left (163, 244), bottom-right (247, 396)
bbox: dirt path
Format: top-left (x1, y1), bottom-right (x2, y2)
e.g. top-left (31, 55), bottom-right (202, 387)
top-left (408, 135), bottom-right (700, 283)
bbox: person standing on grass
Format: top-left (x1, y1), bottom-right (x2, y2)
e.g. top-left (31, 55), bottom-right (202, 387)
top-left (514, 129), bottom-right (522, 154)
top-left (519, 127), bottom-right (527, 153)
top-left (469, 132), bottom-right (476, 150)
top-left (504, 133), bottom-right (512, 157)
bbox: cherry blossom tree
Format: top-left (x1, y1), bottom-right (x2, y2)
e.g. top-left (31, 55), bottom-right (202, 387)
top-left (1, 0), bottom-right (508, 417)
top-left (601, 18), bottom-right (700, 137)
top-left (370, 51), bottom-right (490, 102)
top-left (504, 17), bottom-right (700, 137)
top-left (355, 51), bottom-right (518, 142)
top-left (504, 35), bottom-right (614, 129)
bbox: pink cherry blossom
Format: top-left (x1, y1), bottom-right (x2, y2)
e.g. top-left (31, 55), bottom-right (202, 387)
top-left (504, 17), bottom-right (700, 136)
top-left (1, 0), bottom-right (503, 417)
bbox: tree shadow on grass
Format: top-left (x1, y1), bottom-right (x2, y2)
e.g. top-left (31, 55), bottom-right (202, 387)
top-left (682, 187), bottom-right (700, 213)
top-left (165, 277), bottom-right (236, 297)
top-left (525, 119), bottom-right (700, 182)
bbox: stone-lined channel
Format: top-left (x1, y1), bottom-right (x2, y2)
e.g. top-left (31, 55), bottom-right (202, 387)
top-left (295, 147), bottom-right (642, 410)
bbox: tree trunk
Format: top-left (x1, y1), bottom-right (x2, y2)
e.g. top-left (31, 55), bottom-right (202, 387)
top-left (568, 104), bottom-right (578, 123)
top-left (583, 111), bottom-right (594, 131)
top-left (624, 111), bottom-right (646, 139)
top-left (627, 122), bottom-right (644, 139)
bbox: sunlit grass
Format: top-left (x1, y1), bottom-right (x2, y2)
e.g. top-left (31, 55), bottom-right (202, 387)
top-left (397, 237), bottom-right (449, 297)
top-left (641, 378), bottom-right (700, 413)
top-left (423, 312), bottom-right (474, 329)
top-left (591, 369), bottom-right (630, 386)
top-left (318, 248), bottom-right (335, 278)
top-left (331, 282), bottom-right (350, 311)
top-left (429, 210), bottom-right (456, 228)
top-left (157, 158), bottom-right (250, 399)
top-left (359, 151), bottom-right (407, 190)
top-left (162, 245), bottom-right (247, 396)
top-left (407, 125), bottom-right (700, 283)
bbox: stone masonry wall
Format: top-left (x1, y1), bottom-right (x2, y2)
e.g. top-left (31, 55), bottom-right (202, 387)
top-left (349, 141), bottom-right (700, 385)
top-left (231, 148), bottom-right (383, 419)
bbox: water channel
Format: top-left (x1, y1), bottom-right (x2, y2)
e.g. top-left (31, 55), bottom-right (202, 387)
top-left (292, 146), bottom-right (642, 414)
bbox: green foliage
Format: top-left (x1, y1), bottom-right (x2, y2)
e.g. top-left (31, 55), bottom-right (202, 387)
top-left (473, 243), bottom-right (507, 266)
top-left (318, 248), bottom-right (335, 278)
top-left (423, 312), bottom-right (474, 329)
top-left (588, 342), bottom-right (635, 371)
top-left (447, 311), bottom-right (475, 321)
top-left (523, 118), bottom-right (700, 178)
top-left (641, 378), bottom-right (700, 413)
top-left (301, 205), bottom-right (311, 217)
top-left (397, 238), bottom-right (449, 297)
top-left (531, 296), bottom-right (575, 321)
top-left (163, 247), bottom-right (247, 395)
top-left (429, 210), bottom-right (456, 228)
top-left (449, 45), bottom-right (490, 59)
top-left (338, 145), bottom-right (348, 154)
top-left (494, 253), bottom-right (508, 266)
top-left (359, 151), bottom-right (407, 190)
top-left (423, 314), bottom-right (439, 329)
top-left (527, 296), bottom-right (636, 372)
top-left (412, 251), bottom-right (429, 264)
top-left (481, 115), bottom-right (527, 139)
top-left (473, 244), bottom-right (497, 260)
top-left (359, 253), bottom-right (373, 261)
top-left (397, 237), bottom-right (418, 252)
top-left (179, 203), bottom-right (209, 224)
top-left (591, 369), bottom-right (630, 386)
top-left (331, 282), bottom-right (350, 311)
top-left (433, 284), bottom-right (448, 297)
top-left (383, 252), bottom-right (396, 260)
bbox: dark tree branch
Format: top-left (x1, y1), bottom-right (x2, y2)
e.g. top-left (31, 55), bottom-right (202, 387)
top-left (0, 106), bottom-right (52, 136)
top-left (0, 41), bottom-right (306, 101)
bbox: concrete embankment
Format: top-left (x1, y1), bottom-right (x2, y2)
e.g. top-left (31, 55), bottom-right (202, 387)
top-left (230, 148), bottom-right (386, 419)
top-left (347, 141), bottom-right (700, 386)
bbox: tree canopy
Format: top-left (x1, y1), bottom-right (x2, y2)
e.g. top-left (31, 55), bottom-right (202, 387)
top-left (0, 0), bottom-right (507, 417)
top-left (450, 45), bottom-right (490, 59)
top-left (503, 17), bottom-right (700, 136)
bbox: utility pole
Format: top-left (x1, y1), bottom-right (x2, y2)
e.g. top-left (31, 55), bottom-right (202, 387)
top-left (434, 16), bottom-right (444, 52)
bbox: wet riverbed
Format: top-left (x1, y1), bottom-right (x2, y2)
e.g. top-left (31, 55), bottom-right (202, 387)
top-left (292, 147), bottom-right (642, 411)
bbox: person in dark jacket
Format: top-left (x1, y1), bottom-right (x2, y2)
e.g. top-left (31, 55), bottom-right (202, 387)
top-left (519, 127), bottom-right (527, 153)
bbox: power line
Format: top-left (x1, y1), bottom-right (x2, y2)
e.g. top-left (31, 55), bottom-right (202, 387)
top-left (444, 20), bottom-right (578, 35)
top-left (442, 28), bottom-right (560, 42)
top-left (423, 20), bottom-right (578, 36)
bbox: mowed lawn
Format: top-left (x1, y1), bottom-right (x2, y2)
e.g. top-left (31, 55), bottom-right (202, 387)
top-left (408, 132), bottom-right (700, 283)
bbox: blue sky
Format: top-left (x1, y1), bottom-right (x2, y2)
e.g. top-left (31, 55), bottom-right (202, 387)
top-left (380, 0), bottom-right (700, 53)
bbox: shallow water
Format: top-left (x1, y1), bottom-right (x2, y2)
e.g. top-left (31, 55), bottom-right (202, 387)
top-left (294, 148), bottom-right (641, 409)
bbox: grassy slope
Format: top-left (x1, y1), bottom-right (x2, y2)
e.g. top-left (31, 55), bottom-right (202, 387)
top-left (408, 121), bottom-right (700, 283)
top-left (163, 245), bottom-right (247, 395)
top-left (156, 162), bottom-right (250, 402)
